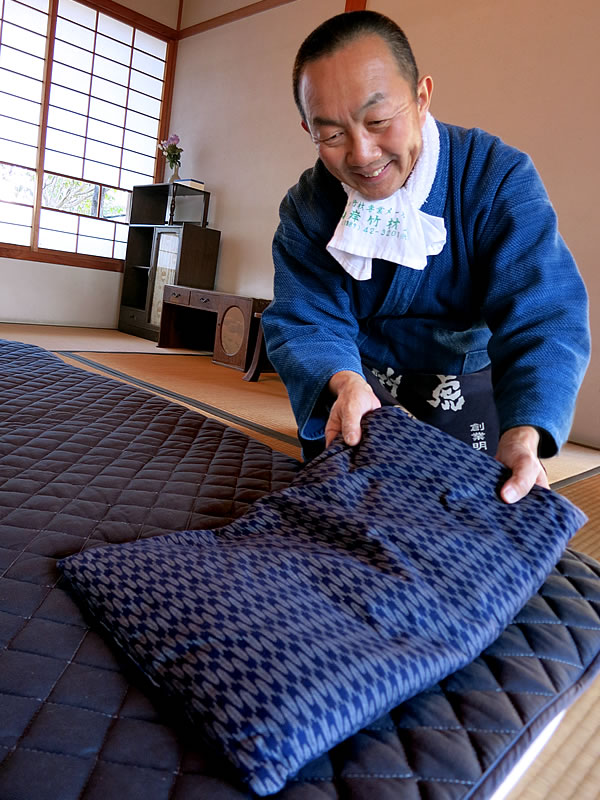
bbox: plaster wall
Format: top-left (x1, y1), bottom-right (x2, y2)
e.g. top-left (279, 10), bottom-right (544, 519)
top-left (117, 0), bottom-right (179, 29)
top-left (181, 0), bottom-right (259, 29)
top-left (170, 0), bottom-right (342, 299)
top-left (0, 258), bottom-right (122, 327)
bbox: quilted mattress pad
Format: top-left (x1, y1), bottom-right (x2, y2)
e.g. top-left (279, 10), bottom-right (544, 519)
top-left (1, 339), bottom-right (600, 799)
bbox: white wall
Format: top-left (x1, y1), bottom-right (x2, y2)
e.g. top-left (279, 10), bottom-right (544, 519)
top-left (0, 258), bottom-right (122, 327)
top-left (117, 0), bottom-right (179, 28)
top-left (181, 0), bottom-right (255, 28)
top-left (169, 0), bottom-right (342, 299)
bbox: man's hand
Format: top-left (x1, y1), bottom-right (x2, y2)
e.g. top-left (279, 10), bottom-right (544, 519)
top-left (324, 371), bottom-right (381, 448)
top-left (496, 426), bottom-right (549, 504)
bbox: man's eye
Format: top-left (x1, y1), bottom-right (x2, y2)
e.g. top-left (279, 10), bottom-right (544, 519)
top-left (368, 119), bottom-right (388, 128)
top-left (315, 131), bottom-right (344, 146)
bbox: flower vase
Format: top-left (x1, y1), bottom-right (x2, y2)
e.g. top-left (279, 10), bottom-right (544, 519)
top-left (168, 163), bottom-right (181, 183)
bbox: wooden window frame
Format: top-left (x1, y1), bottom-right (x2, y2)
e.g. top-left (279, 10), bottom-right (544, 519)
top-left (2, 0), bottom-right (178, 273)
top-left (4, 0), bottom-right (363, 272)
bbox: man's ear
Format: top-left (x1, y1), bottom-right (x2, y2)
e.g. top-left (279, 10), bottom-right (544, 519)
top-left (416, 75), bottom-right (434, 122)
top-left (301, 120), bottom-right (310, 134)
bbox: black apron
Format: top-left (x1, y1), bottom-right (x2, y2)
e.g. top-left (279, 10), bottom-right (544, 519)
top-left (364, 365), bottom-right (500, 457)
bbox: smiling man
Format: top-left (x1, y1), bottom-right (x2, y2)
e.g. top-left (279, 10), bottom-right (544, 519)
top-left (261, 10), bottom-right (590, 503)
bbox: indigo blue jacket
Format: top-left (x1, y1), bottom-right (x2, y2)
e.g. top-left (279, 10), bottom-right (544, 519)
top-left (262, 121), bottom-right (590, 456)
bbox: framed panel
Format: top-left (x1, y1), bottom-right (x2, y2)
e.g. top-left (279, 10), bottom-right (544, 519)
top-left (149, 227), bottom-right (180, 327)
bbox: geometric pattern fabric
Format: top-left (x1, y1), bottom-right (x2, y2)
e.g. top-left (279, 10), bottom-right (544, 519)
top-left (60, 406), bottom-right (587, 794)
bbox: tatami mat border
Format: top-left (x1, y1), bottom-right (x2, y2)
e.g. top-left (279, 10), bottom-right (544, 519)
top-left (551, 465), bottom-right (600, 490)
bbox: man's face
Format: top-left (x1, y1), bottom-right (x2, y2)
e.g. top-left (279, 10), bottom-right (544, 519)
top-left (299, 34), bottom-right (432, 201)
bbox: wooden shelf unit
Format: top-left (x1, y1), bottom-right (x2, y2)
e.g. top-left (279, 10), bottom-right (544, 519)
top-left (118, 182), bottom-right (220, 341)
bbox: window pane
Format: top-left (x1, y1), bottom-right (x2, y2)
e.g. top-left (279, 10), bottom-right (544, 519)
top-left (58, 0), bottom-right (96, 28)
top-left (0, 202), bottom-right (33, 226)
top-left (93, 54), bottom-right (129, 86)
top-left (91, 75), bottom-right (127, 106)
top-left (2, 22), bottom-right (47, 58)
top-left (114, 218), bottom-right (129, 239)
top-left (42, 174), bottom-right (99, 215)
top-left (85, 138), bottom-right (121, 167)
top-left (55, 17), bottom-right (95, 50)
top-left (89, 97), bottom-right (125, 127)
top-left (51, 61), bottom-right (91, 94)
top-left (77, 235), bottom-right (113, 257)
top-left (123, 129), bottom-right (156, 158)
top-left (0, 68), bottom-right (43, 102)
top-left (0, 115), bottom-right (39, 147)
top-left (97, 12), bottom-right (132, 45)
top-left (40, 207), bottom-right (79, 232)
top-left (134, 30), bottom-right (166, 60)
top-left (129, 70), bottom-right (162, 100)
top-left (53, 39), bottom-right (93, 72)
top-left (132, 49), bottom-right (165, 81)
top-left (47, 105), bottom-right (87, 136)
top-left (24, 0), bottom-right (50, 12)
top-left (0, 164), bottom-right (36, 203)
top-left (87, 118), bottom-right (123, 147)
top-left (0, 45), bottom-right (45, 80)
top-left (121, 150), bottom-right (154, 176)
top-left (120, 169), bottom-right (153, 192)
top-left (0, 221), bottom-right (31, 245)
top-left (44, 150), bottom-right (83, 177)
top-left (95, 33), bottom-right (131, 66)
top-left (45, 127), bottom-right (85, 158)
top-left (4, 0), bottom-right (48, 35)
top-left (101, 188), bottom-right (129, 223)
top-left (113, 240), bottom-right (126, 259)
top-left (125, 109), bottom-right (159, 138)
top-left (0, 138), bottom-right (38, 168)
top-left (0, 92), bottom-right (41, 124)
top-left (38, 228), bottom-right (76, 251)
top-left (127, 90), bottom-right (160, 118)
top-left (79, 216), bottom-right (114, 239)
top-left (50, 84), bottom-right (89, 115)
top-left (83, 160), bottom-right (120, 186)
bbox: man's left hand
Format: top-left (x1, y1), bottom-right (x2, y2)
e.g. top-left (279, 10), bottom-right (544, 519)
top-left (496, 426), bottom-right (549, 503)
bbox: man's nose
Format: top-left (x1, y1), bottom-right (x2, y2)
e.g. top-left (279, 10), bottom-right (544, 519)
top-left (347, 130), bottom-right (381, 166)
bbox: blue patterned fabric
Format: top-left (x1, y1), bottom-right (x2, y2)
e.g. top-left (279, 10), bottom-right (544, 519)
top-left (59, 407), bottom-right (586, 796)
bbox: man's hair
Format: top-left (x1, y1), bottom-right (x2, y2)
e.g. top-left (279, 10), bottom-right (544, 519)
top-left (293, 10), bottom-right (419, 121)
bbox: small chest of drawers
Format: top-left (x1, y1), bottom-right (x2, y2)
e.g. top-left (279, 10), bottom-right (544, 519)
top-left (158, 285), bottom-right (270, 371)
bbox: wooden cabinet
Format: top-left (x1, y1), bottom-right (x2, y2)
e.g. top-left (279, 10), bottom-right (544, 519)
top-left (158, 286), bottom-right (270, 371)
top-left (118, 183), bottom-right (220, 341)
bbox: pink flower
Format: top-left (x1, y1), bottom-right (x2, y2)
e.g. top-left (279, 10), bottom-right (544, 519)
top-left (158, 134), bottom-right (183, 169)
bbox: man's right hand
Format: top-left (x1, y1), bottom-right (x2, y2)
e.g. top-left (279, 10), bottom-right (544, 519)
top-left (324, 371), bottom-right (381, 448)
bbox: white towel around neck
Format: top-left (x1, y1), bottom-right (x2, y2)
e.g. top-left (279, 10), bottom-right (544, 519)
top-left (326, 112), bottom-right (447, 281)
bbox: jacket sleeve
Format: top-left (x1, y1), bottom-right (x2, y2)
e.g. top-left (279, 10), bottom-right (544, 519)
top-left (474, 149), bottom-right (590, 456)
top-left (262, 175), bottom-right (364, 442)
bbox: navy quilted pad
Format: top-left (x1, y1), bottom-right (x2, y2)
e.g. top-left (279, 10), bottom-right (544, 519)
top-left (59, 407), bottom-right (587, 796)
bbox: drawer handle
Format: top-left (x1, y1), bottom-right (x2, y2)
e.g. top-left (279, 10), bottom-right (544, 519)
top-left (172, 292), bottom-right (181, 298)
top-left (199, 297), bottom-right (209, 303)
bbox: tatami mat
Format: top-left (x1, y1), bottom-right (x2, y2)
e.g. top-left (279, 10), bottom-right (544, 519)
top-left (508, 472), bottom-right (600, 800)
top-left (562, 474), bottom-right (600, 560)
top-left (0, 322), bottom-right (208, 354)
